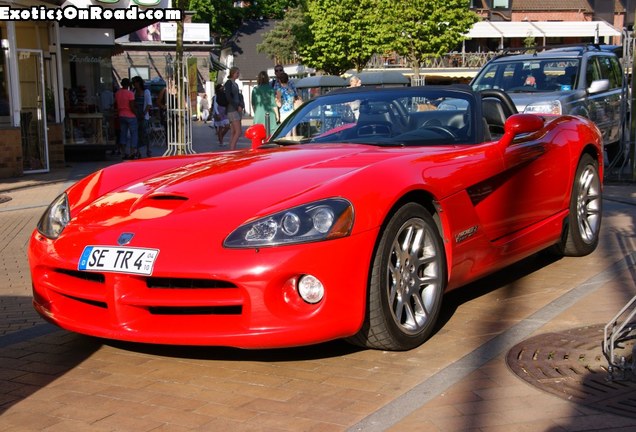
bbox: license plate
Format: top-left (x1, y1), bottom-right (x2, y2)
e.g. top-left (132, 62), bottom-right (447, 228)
top-left (78, 246), bottom-right (159, 275)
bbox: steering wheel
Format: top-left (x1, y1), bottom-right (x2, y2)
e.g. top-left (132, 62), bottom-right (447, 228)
top-left (421, 119), bottom-right (442, 127)
top-left (422, 125), bottom-right (457, 140)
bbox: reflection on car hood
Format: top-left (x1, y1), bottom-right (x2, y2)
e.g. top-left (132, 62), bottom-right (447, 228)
top-left (70, 145), bottom-right (444, 227)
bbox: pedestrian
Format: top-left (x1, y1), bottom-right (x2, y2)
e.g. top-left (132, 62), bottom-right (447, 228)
top-left (212, 83), bottom-right (230, 146)
top-left (251, 71), bottom-right (278, 135)
top-left (131, 75), bottom-right (152, 158)
top-left (196, 93), bottom-right (202, 121)
top-left (200, 94), bottom-right (210, 123)
top-left (114, 78), bottom-right (138, 159)
top-left (275, 72), bottom-right (299, 123)
top-left (270, 64), bottom-right (285, 88)
top-left (348, 76), bottom-right (362, 118)
top-left (224, 66), bottom-right (244, 150)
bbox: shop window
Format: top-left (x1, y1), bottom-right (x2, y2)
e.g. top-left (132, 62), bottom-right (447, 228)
top-left (63, 47), bottom-right (115, 145)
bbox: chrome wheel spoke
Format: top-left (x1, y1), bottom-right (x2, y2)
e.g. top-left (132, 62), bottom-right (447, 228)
top-left (387, 218), bottom-right (441, 335)
top-left (576, 165), bottom-right (601, 244)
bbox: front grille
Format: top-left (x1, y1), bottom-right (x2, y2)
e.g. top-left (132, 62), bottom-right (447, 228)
top-left (146, 277), bottom-right (237, 289)
top-left (148, 306), bottom-right (242, 315)
top-left (61, 293), bottom-right (108, 309)
top-left (55, 268), bottom-right (105, 283)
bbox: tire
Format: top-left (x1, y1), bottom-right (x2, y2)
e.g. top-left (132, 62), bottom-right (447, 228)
top-left (349, 203), bottom-right (446, 351)
top-left (554, 154), bottom-right (602, 257)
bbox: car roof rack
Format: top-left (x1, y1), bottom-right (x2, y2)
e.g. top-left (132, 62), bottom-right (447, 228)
top-left (493, 43), bottom-right (605, 60)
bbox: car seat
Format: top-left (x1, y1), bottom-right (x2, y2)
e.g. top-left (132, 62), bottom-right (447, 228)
top-left (482, 98), bottom-right (510, 139)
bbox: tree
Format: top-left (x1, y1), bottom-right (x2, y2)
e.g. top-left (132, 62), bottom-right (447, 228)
top-left (524, 33), bottom-right (536, 50)
top-left (245, 0), bottom-right (303, 19)
top-left (298, 0), bottom-right (381, 75)
top-left (257, 6), bottom-right (310, 65)
top-left (187, 0), bottom-right (301, 40)
top-left (379, 0), bottom-right (479, 80)
top-left (188, 0), bottom-right (243, 39)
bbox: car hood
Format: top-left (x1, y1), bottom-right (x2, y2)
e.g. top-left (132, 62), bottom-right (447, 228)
top-left (507, 89), bottom-right (585, 112)
top-left (69, 145), bottom-right (439, 229)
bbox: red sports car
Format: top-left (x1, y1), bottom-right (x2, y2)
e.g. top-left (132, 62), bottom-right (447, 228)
top-left (29, 86), bottom-right (603, 350)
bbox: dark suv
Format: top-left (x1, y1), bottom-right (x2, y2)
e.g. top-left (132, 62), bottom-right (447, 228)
top-left (471, 45), bottom-right (624, 162)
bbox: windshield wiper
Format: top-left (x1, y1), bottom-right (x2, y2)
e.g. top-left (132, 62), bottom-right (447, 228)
top-left (344, 140), bottom-right (406, 147)
top-left (266, 138), bottom-right (308, 147)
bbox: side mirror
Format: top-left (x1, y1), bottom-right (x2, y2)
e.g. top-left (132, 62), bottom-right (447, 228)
top-left (504, 113), bottom-right (545, 136)
top-left (245, 124), bottom-right (266, 150)
top-left (588, 79), bottom-right (610, 94)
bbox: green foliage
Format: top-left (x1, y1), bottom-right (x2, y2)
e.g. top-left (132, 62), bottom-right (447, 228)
top-left (186, 0), bottom-right (301, 40)
top-left (247, 0), bottom-right (303, 19)
top-left (378, 0), bottom-right (479, 77)
top-left (298, 0), bottom-right (381, 74)
top-left (187, 0), bottom-right (244, 39)
top-left (187, 0), bottom-right (479, 79)
top-left (257, 6), bottom-right (310, 65)
top-left (524, 34), bottom-right (536, 49)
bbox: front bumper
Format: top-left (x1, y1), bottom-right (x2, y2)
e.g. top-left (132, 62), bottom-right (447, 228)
top-left (28, 228), bottom-right (378, 348)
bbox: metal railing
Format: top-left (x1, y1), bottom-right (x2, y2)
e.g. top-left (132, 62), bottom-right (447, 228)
top-left (164, 55), bottom-right (194, 156)
top-left (366, 52), bottom-right (498, 70)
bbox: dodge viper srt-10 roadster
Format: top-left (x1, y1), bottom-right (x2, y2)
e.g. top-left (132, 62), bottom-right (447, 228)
top-left (29, 85), bottom-right (603, 351)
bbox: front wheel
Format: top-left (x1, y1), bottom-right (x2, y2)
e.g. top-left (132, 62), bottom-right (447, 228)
top-left (556, 154), bottom-right (602, 257)
top-left (349, 203), bottom-right (446, 351)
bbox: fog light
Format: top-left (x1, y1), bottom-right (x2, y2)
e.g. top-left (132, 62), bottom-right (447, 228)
top-left (298, 274), bottom-right (324, 304)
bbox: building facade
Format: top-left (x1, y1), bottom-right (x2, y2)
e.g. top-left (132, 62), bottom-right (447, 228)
top-left (0, 0), bottom-right (170, 179)
top-left (0, 10), bottom-right (65, 178)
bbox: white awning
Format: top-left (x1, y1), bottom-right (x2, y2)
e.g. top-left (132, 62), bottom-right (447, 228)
top-left (465, 20), bottom-right (621, 39)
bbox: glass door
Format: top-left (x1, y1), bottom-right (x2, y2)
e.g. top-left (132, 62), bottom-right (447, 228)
top-left (18, 49), bottom-right (48, 173)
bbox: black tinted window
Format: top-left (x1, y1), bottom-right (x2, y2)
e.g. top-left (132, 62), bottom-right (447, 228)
top-left (585, 58), bottom-right (601, 85)
top-left (597, 56), bottom-right (622, 89)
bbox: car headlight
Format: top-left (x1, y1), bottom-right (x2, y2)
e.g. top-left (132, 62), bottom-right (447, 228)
top-left (224, 198), bottom-right (354, 248)
top-left (523, 100), bottom-right (562, 115)
top-left (37, 193), bottom-right (70, 239)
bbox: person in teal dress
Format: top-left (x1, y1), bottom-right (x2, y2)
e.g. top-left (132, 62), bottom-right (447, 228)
top-left (251, 71), bottom-right (279, 135)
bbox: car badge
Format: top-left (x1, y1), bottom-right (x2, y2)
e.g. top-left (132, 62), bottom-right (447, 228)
top-left (455, 226), bottom-right (478, 244)
top-left (117, 233), bottom-right (135, 246)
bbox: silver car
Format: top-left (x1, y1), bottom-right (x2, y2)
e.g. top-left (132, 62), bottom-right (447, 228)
top-left (471, 45), bottom-right (624, 162)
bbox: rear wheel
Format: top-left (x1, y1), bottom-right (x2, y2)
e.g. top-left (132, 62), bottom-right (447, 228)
top-left (349, 203), bottom-right (446, 351)
top-left (555, 154), bottom-right (602, 257)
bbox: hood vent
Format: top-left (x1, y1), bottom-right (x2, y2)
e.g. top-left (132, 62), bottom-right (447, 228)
top-left (148, 194), bottom-right (188, 201)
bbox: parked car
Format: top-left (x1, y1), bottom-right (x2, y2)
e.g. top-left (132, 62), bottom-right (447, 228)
top-left (29, 86), bottom-right (603, 351)
top-left (471, 45), bottom-right (624, 162)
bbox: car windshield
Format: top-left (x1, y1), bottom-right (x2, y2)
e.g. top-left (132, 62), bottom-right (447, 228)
top-left (472, 58), bottom-right (580, 93)
top-left (268, 87), bottom-right (476, 147)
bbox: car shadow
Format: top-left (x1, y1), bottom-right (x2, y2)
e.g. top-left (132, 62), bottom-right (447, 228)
top-left (0, 304), bottom-right (101, 416)
top-left (102, 337), bottom-right (363, 362)
top-left (434, 250), bottom-right (561, 333)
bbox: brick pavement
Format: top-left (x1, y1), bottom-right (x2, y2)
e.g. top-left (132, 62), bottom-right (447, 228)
top-left (1, 121), bottom-right (636, 431)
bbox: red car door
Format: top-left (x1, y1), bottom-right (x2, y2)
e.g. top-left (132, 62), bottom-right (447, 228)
top-left (471, 123), bottom-right (571, 242)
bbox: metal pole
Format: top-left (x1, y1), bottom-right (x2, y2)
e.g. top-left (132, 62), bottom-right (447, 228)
top-left (265, 112), bottom-right (271, 137)
top-left (630, 29), bottom-right (636, 181)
